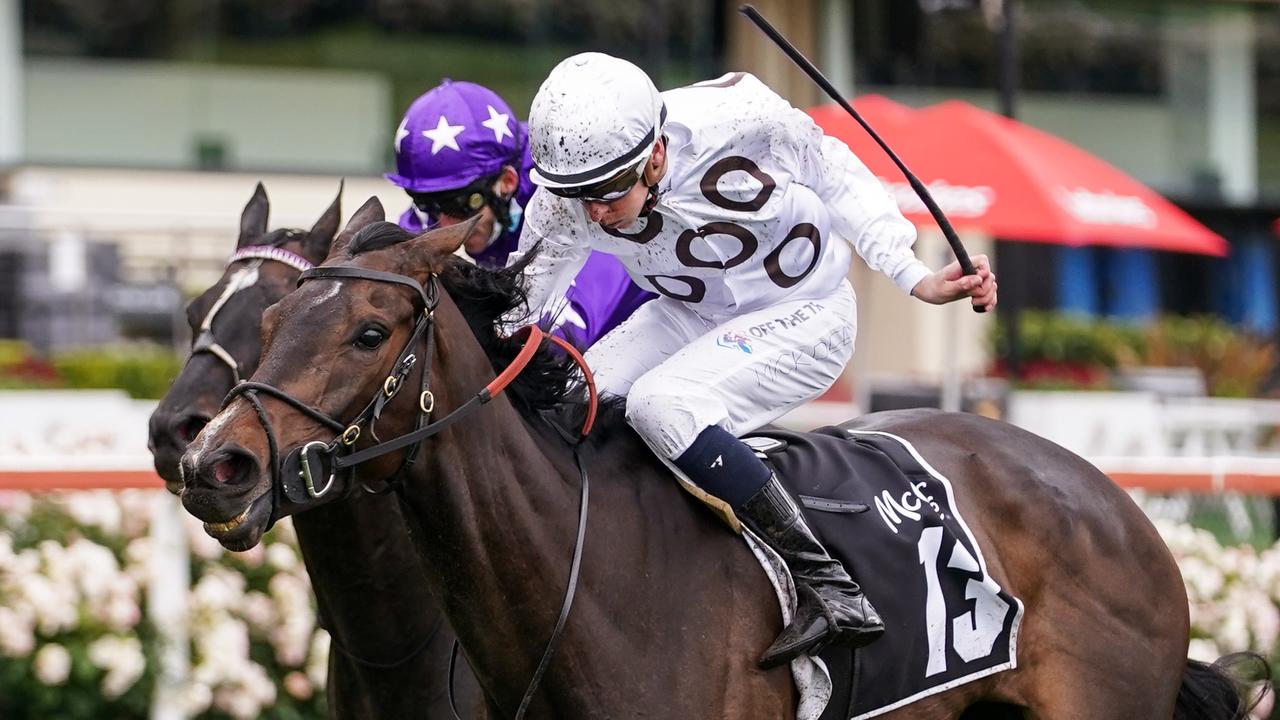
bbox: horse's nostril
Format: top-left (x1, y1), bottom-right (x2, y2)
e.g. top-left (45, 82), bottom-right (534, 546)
top-left (176, 415), bottom-right (210, 444)
top-left (208, 451), bottom-right (254, 487)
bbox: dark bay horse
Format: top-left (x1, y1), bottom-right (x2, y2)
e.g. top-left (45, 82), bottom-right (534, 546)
top-left (180, 198), bottom-right (1249, 718)
top-left (148, 184), bottom-right (480, 719)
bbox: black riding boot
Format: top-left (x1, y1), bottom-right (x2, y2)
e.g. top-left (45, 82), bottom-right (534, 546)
top-left (738, 474), bottom-right (885, 669)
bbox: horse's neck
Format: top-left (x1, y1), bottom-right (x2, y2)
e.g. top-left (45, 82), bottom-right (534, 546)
top-left (399, 309), bottom-right (783, 714)
top-left (291, 495), bottom-right (441, 663)
top-left (396, 310), bottom-right (607, 705)
top-left (407, 396), bottom-right (583, 698)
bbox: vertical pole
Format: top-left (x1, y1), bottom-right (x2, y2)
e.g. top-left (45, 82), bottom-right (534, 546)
top-left (940, 240), bottom-right (963, 413)
top-left (148, 493), bottom-right (191, 720)
top-left (996, 0), bottom-right (1022, 382)
top-left (1205, 8), bottom-right (1257, 205)
top-left (997, 0), bottom-right (1018, 120)
top-left (728, 0), bottom-right (822, 106)
top-left (0, 0), bottom-right (23, 169)
top-left (816, 0), bottom-right (863, 412)
top-left (820, 0), bottom-right (855, 98)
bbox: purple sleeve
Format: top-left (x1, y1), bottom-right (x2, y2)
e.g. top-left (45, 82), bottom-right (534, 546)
top-left (397, 207), bottom-right (426, 234)
top-left (552, 252), bottom-right (655, 348)
top-left (400, 194), bottom-right (647, 345)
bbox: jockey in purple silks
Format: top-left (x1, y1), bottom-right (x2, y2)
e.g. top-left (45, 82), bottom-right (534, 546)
top-left (387, 80), bottom-right (654, 347)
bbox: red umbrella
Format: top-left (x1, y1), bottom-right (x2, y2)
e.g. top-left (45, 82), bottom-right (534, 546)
top-left (809, 94), bottom-right (917, 133)
top-left (810, 98), bottom-right (1228, 256)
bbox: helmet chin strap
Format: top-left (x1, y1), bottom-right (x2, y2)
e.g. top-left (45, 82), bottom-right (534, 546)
top-left (638, 135), bottom-right (667, 218)
top-left (640, 185), bottom-right (660, 217)
top-left (484, 186), bottom-right (511, 230)
top-left (480, 191), bottom-right (524, 251)
top-left (481, 166), bottom-right (522, 242)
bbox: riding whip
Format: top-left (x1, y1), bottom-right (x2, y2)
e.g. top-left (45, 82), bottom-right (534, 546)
top-left (738, 4), bottom-right (987, 313)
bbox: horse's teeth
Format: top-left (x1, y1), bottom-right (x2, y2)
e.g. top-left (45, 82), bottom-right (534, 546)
top-left (204, 504), bottom-right (251, 534)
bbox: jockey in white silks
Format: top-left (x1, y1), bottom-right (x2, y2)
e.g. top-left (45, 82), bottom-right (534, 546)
top-left (504, 53), bottom-right (998, 668)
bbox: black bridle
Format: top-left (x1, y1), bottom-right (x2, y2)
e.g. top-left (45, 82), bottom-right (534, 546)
top-left (187, 246), bottom-right (447, 670)
top-left (219, 264), bottom-right (596, 720)
top-left (223, 266), bottom-right (443, 513)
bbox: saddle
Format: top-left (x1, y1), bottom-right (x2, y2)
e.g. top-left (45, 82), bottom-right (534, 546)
top-left (725, 423), bottom-right (1024, 720)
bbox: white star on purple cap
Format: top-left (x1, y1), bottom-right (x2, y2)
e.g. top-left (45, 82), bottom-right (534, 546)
top-left (422, 115), bottom-right (466, 155)
top-left (481, 105), bottom-right (513, 143)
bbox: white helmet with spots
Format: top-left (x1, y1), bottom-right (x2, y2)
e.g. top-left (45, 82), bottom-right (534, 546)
top-left (528, 52), bottom-right (666, 191)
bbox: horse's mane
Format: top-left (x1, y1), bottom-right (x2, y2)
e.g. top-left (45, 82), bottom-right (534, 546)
top-left (347, 222), bottom-right (406, 256)
top-left (348, 221), bottom-right (627, 440)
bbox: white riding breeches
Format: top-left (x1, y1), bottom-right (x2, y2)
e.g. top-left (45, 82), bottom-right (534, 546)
top-left (584, 279), bottom-right (857, 459)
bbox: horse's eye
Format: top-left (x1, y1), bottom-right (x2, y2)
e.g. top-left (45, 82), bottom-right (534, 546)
top-left (355, 327), bottom-right (386, 350)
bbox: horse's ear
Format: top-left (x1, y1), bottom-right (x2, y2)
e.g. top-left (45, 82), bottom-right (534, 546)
top-left (237, 182), bottom-right (269, 248)
top-left (408, 216), bottom-right (480, 272)
top-left (303, 180), bottom-right (343, 263)
top-left (330, 196), bottom-right (386, 258)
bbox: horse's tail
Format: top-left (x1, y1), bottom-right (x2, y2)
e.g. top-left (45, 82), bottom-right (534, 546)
top-left (1174, 653), bottom-right (1271, 720)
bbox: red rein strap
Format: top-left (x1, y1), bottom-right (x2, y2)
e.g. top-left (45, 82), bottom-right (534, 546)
top-left (483, 325), bottom-right (599, 437)
top-left (484, 325), bottom-right (543, 397)
top-left (547, 334), bottom-right (598, 437)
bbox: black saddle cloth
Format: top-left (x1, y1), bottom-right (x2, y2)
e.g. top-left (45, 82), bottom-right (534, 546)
top-left (745, 424), bottom-right (1023, 720)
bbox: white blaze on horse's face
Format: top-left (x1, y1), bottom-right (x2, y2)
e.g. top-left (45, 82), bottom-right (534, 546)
top-left (312, 279), bottom-right (343, 306)
top-left (184, 397), bottom-right (246, 472)
top-left (188, 262), bottom-right (265, 383)
top-left (197, 263), bottom-right (262, 332)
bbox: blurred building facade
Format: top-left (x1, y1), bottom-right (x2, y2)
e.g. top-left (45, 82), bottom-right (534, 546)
top-left (732, 0), bottom-right (1280, 387)
top-left (0, 0), bottom-right (1276, 380)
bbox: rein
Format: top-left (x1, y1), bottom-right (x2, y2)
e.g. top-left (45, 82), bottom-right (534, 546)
top-left (329, 610), bottom-right (446, 671)
top-left (447, 433), bottom-right (589, 720)
top-left (220, 263), bottom-right (598, 718)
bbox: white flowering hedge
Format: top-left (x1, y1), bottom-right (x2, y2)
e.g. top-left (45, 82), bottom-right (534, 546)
top-left (1155, 518), bottom-right (1280, 665)
top-left (3, 491), bottom-right (1280, 717)
top-left (0, 491), bottom-right (327, 719)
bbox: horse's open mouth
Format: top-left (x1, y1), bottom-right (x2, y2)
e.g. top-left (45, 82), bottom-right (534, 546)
top-left (203, 504), bottom-right (251, 535)
top-left (201, 493), bottom-right (272, 551)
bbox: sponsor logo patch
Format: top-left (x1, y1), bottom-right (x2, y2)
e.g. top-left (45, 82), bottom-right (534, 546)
top-left (716, 332), bottom-right (753, 354)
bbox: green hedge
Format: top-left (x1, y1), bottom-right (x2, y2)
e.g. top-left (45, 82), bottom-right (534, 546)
top-left (0, 341), bottom-right (183, 400)
top-left (0, 341), bottom-right (61, 391)
top-left (52, 348), bottom-right (183, 400)
top-left (990, 312), bottom-right (1276, 397)
top-left (991, 311), bottom-right (1145, 369)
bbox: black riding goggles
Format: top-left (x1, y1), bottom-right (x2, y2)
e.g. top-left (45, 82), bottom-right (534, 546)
top-left (410, 174), bottom-right (498, 219)
top-left (545, 160), bottom-right (645, 203)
